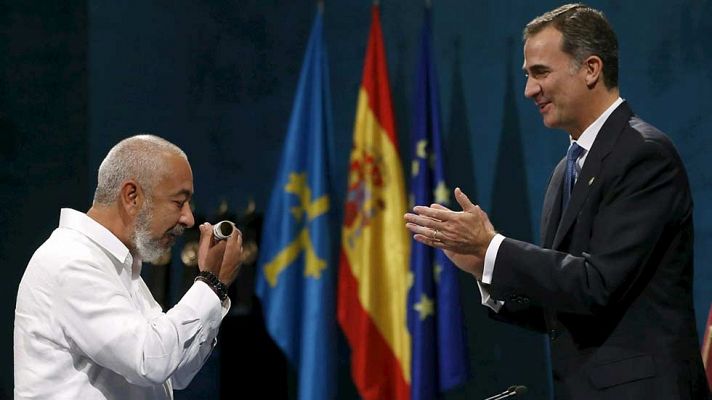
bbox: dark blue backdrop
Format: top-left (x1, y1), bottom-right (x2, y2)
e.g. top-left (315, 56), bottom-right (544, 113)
top-left (3, 1), bottom-right (711, 399)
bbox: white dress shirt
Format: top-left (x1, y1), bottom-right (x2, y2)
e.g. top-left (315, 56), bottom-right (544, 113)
top-left (14, 208), bottom-right (229, 399)
top-left (477, 97), bottom-right (624, 311)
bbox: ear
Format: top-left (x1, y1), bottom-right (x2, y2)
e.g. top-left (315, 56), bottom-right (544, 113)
top-left (119, 179), bottom-right (143, 216)
top-left (583, 55), bottom-right (603, 88)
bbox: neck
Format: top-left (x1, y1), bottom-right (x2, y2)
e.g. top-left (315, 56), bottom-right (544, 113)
top-left (569, 87), bottom-right (620, 140)
top-left (87, 203), bottom-right (135, 252)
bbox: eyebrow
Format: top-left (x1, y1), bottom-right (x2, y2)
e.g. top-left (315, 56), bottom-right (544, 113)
top-left (523, 64), bottom-right (550, 73)
top-left (171, 189), bottom-right (193, 198)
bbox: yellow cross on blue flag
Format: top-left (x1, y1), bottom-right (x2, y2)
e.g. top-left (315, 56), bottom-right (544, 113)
top-left (255, 7), bottom-right (336, 400)
top-left (407, 7), bottom-right (469, 399)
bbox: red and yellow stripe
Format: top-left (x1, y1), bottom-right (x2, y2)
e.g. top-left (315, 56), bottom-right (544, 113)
top-left (702, 304), bottom-right (712, 391)
top-left (337, 5), bottom-right (411, 400)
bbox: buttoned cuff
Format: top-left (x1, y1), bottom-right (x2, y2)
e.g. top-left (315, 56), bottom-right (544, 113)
top-left (476, 281), bottom-right (504, 313)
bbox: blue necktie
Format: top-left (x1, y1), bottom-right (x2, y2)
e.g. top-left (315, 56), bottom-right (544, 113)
top-left (562, 142), bottom-right (585, 210)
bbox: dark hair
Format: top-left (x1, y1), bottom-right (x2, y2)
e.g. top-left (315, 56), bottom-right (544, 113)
top-left (523, 3), bottom-right (618, 89)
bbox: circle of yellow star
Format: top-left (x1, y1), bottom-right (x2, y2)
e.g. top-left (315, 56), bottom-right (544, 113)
top-left (414, 293), bottom-right (435, 321)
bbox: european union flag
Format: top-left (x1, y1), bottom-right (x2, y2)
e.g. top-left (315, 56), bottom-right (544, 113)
top-left (407, 7), bottom-right (469, 400)
top-left (255, 8), bottom-right (336, 400)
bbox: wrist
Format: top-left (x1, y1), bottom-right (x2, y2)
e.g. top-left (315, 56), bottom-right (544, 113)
top-left (195, 271), bottom-right (229, 302)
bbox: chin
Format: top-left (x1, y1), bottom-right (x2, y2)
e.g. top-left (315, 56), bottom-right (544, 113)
top-left (542, 119), bottom-right (557, 129)
top-left (143, 248), bottom-right (170, 264)
top-left (542, 116), bottom-right (564, 131)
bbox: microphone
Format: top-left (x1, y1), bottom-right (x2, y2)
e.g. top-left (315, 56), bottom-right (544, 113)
top-left (484, 385), bottom-right (528, 400)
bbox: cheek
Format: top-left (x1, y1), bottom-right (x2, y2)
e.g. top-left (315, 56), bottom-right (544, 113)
top-left (543, 79), bottom-right (559, 97)
top-left (154, 209), bottom-right (179, 232)
top-left (546, 83), bottom-right (566, 108)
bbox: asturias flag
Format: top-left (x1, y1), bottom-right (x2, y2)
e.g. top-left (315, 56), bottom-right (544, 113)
top-left (337, 5), bottom-right (412, 400)
top-left (255, 8), bottom-right (336, 400)
top-left (407, 7), bottom-right (469, 400)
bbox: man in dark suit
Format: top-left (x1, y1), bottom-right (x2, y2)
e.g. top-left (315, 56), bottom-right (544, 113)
top-left (405, 3), bottom-right (709, 399)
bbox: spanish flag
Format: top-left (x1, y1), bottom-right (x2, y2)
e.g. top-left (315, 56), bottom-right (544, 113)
top-left (337, 5), bottom-right (411, 400)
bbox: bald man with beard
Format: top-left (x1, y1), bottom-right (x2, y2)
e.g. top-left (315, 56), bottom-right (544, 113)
top-left (14, 134), bottom-right (243, 399)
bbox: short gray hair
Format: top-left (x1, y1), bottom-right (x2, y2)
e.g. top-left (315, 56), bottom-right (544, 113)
top-left (93, 134), bottom-right (187, 205)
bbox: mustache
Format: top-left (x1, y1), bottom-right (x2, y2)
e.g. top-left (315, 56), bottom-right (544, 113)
top-left (167, 224), bottom-right (185, 238)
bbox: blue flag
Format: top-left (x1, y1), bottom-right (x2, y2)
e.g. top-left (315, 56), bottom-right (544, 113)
top-left (255, 9), bottom-right (336, 400)
top-left (407, 8), bottom-right (469, 400)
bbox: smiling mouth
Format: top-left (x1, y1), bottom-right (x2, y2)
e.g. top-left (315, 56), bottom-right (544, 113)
top-left (537, 102), bottom-right (551, 112)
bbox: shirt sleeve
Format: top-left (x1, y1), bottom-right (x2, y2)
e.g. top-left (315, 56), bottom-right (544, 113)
top-left (482, 233), bottom-right (506, 284)
top-left (476, 233), bottom-right (506, 312)
top-left (55, 260), bottom-right (229, 387)
top-left (169, 282), bottom-right (231, 389)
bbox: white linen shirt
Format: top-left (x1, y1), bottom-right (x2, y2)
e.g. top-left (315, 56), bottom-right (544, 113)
top-left (14, 208), bottom-right (229, 399)
top-left (477, 98), bottom-right (624, 311)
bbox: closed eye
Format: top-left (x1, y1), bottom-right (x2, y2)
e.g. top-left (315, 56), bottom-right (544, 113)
top-left (527, 66), bottom-right (551, 79)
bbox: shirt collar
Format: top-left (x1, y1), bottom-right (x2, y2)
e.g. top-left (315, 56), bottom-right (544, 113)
top-left (59, 208), bottom-right (131, 265)
top-left (571, 97), bottom-right (624, 151)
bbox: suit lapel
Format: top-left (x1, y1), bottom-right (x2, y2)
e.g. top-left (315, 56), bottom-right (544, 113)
top-left (553, 154), bottom-right (602, 247)
top-left (541, 158), bottom-right (566, 247)
top-left (552, 101), bottom-right (634, 249)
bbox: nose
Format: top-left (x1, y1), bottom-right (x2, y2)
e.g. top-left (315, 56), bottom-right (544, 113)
top-left (524, 76), bottom-right (540, 99)
top-left (180, 203), bottom-right (195, 228)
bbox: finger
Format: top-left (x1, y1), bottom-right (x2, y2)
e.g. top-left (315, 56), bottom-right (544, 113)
top-left (406, 222), bottom-right (433, 237)
top-left (454, 187), bottom-right (477, 212)
top-left (412, 205), bottom-right (451, 221)
top-left (404, 213), bottom-right (443, 230)
top-left (431, 203), bottom-right (453, 212)
top-left (197, 223), bottom-right (213, 260)
top-left (405, 212), bottom-right (442, 225)
top-left (198, 222), bottom-right (226, 273)
top-left (413, 234), bottom-right (448, 249)
top-left (223, 228), bottom-right (244, 263)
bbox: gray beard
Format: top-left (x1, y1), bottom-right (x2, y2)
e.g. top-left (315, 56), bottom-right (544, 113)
top-left (132, 202), bottom-right (184, 263)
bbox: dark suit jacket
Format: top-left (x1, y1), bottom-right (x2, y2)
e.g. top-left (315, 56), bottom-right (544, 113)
top-left (488, 102), bottom-right (708, 399)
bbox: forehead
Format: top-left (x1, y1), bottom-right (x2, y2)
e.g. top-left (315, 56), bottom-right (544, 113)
top-left (155, 152), bottom-right (194, 196)
top-left (522, 26), bottom-right (570, 69)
